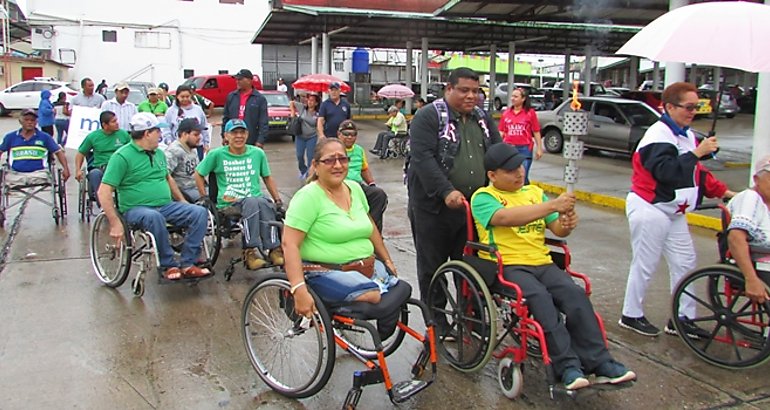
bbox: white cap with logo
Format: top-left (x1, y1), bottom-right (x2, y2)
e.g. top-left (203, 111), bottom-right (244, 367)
top-left (129, 112), bottom-right (168, 132)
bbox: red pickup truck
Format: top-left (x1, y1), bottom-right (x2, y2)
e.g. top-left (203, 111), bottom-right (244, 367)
top-left (179, 74), bottom-right (263, 107)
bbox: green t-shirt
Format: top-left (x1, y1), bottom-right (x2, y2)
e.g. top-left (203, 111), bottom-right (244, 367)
top-left (101, 141), bottom-right (172, 213)
top-left (77, 129), bottom-right (131, 168)
top-left (196, 145), bottom-right (270, 209)
top-left (471, 184), bottom-right (558, 266)
top-left (137, 100), bottom-right (169, 116)
top-left (345, 144), bottom-right (367, 183)
top-left (284, 180), bottom-right (373, 264)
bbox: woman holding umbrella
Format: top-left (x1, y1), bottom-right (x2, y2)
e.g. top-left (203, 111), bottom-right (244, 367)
top-left (289, 92), bottom-right (320, 180)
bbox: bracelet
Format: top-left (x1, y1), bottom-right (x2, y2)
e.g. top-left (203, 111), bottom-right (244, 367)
top-left (368, 181), bottom-right (376, 186)
top-left (290, 282), bottom-right (306, 295)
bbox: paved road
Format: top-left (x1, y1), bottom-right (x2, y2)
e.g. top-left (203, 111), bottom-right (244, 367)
top-left (0, 113), bottom-right (767, 409)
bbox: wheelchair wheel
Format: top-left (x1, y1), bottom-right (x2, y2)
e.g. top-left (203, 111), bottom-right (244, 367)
top-left (78, 176), bottom-right (92, 223)
top-left (57, 168), bottom-right (67, 217)
top-left (202, 202), bottom-right (221, 266)
top-left (90, 213), bottom-right (131, 288)
top-left (428, 260), bottom-right (497, 373)
top-left (333, 306), bottom-right (408, 359)
top-left (497, 357), bottom-right (524, 400)
top-left (242, 273), bottom-right (335, 398)
top-left (672, 265), bottom-right (770, 369)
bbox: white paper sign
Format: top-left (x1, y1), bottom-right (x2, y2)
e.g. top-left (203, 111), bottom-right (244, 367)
top-left (66, 106), bottom-right (102, 149)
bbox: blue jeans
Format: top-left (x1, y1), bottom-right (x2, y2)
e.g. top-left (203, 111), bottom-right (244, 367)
top-left (305, 260), bottom-right (398, 303)
top-left (225, 196), bottom-right (280, 250)
top-left (123, 202), bottom-right (208, 268)
top-left (295, 135), bottom-right (317, 175)
top-left (54, 119), bottom-right (69, 145)
top-left (514, 144), bottom-right (533, 185)
top-left (87, 168), bottom-right (104, 200)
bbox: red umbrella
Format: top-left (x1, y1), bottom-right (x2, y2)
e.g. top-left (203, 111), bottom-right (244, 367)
top-left (292, 74), bottom-right (351, 93)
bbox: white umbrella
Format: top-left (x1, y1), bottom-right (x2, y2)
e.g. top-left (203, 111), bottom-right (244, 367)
top-left (616, 1), bottom-right (770, 73)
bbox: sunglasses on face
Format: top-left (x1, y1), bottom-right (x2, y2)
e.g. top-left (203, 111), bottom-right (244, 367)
top-left (317, 155), bottom-right (350, 166)
top-left (340, 131), bottom-right (357, 137)
top-left (672, 103), bottom-right (698, 112)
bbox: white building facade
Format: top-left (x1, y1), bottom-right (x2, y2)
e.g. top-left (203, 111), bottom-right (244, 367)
top-left (18, 0), bottom-right (269, 88)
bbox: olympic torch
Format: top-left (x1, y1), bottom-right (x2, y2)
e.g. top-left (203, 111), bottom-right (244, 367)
top-left (562, 81), bottom-right (586, 194)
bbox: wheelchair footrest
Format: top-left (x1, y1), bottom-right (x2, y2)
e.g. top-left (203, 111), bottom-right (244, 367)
top-left (391, 380), bottom-right (429, 403)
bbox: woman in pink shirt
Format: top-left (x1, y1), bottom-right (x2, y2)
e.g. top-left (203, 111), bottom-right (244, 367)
top-left (498, 87), bottom-right (542, 184)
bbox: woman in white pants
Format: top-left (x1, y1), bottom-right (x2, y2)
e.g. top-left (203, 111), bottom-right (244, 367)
top-left (620, 82), bottom-right (734, 337)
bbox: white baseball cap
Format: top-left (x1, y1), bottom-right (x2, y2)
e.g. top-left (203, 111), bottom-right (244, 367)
top-left (754, 154), bottom-right (770, 177)
top-left (129, 112), bottom-right (168, 132)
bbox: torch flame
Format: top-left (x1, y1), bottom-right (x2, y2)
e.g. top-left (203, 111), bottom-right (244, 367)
top-left (570, 80), bottom-right (581, 111)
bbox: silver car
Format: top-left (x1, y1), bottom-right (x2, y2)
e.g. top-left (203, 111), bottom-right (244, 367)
top-left (492, 82), bottom-right (545, 111)
top-left (537, 96), bottom-right (661, 155)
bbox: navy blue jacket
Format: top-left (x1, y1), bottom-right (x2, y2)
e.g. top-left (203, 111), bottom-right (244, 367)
top-left (222, 88), bottom-right (268, 145)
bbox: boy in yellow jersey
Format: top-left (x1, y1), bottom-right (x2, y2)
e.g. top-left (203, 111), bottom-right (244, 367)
top-left (470, 143), bottom-right (635, 391)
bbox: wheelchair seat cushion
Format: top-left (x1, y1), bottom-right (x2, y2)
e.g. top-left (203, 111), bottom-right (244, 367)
top-left (326, 280), bottom-right (412, 320)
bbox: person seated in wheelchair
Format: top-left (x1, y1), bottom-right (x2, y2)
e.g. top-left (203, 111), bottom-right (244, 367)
top-left (165, 118), bottom-right (206, 202)
top-left (75, 111), bottom-right (130, 203)
top-left (337, 120), bottom-right (388, 234)
top-left (194, 119), bottom-right (284, 270)
top-left (470, 143), bottom-right (635, 390)
top-left (726, 154), bottom-right (770, 304)
top-left (283, 138), bottom-right (399, 322)
top-left (370, 105), bottom-right (407, 159)
top-left (0, 108), bottom-right (70, 186)
top-left (97, 112), bottom-right (210, 280)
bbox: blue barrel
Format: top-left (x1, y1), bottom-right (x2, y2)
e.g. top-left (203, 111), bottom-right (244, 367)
top-left (351, 48), bottom-right (369, 73)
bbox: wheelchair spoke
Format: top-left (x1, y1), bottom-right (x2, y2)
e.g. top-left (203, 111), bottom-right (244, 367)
top-left (701, 322), bottom-right (723, 353)
top-left (682, 288), bottom-right (719, 315)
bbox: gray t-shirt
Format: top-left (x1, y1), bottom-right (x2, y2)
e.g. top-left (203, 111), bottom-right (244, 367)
top-left (70, 92), bottom-right (106, 108)
top-left (297, 104), bottom-right (318, 139)
top-left (164, 140), bottom-right (199, 191)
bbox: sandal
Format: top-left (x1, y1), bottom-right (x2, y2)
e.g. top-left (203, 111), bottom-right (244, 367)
top-left (182, 265), bottom-right (211, 278)
top-left (163, 267), bottom-right (183, 280)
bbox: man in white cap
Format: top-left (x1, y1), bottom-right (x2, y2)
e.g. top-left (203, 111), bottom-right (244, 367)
top-left (726, 154), bottom-right (770, 304)
top-left (98, 112), bottom-right (210, 281)
top-left (100, 82), bottom-right (138, 130)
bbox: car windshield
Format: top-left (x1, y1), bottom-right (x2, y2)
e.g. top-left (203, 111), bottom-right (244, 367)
top-left (182, 78), bottom-right (205, 89)
top-left (617, 103), bottom-right (659, 126)
top-left (264, 93), bottom-right (289, 107)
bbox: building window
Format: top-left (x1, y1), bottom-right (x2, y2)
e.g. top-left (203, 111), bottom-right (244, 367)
top-left (334, 61), bottom-right (344, 71)
top-left (218, 70), bottom-right (229, 75)
top-left (135, 31), bottom-right (171, 49)
top-left (219, 0), bottom-right (244, 3)
top-left (183, 69), bottom-right (194, 79)
top-left (102, 30), bottom-right (117, 42)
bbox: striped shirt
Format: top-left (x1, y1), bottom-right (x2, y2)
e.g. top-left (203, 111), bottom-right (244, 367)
top-left (100, 99), bottom-right (138, 131)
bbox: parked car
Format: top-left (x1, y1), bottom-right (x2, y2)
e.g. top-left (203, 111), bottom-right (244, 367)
top-left (638, 80), bottom-right (662, 91)
top-left (698, 90), bottom-right (738, 118)
top-left (621, 90), bottom-right (663, 113)
top-left (537, 96), bottom-right (661, 155)
top-left (125, 81), bottom-right (155, 96)
top-left (554, 81), bottom-right (608, 96)
top-left (103, 88), bottom-right (147, 106)
top-left (492, 82), bottom-right (545, 111)
top-left (0, 78), bottom-right (78, 116)
top-left (179, 73), bottom-right (263, 107)
top-left (607, 87), bottom-right (631, 95)
top-left (261, 90), bottom-right (291, 138)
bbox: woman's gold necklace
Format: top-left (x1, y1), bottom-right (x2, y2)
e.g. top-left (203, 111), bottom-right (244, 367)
top-left (321, 183), bottom-right (352, 217)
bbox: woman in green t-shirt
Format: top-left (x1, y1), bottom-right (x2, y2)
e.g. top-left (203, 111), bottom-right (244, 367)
top-left (283, 139), bottom-right (399, 317)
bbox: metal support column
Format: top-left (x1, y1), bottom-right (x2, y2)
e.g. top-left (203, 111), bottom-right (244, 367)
top-left (310, 35), bottom-right (318, 74)
top-left (405, 41), bottom-right (413, 113)
top-left (420, 37), bottom-right (428, 102)
top-left (562, 50), bottom-right (571, 102)
top-left (507, 41), bottom-right (515, 107)
top-left (488, 43), bottom-right (497, 112)
top-left (321, 33), bottom-right (330, 75)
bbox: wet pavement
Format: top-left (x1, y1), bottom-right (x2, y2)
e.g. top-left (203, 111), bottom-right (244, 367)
top-left (0, 112), bottom-right (768, 409)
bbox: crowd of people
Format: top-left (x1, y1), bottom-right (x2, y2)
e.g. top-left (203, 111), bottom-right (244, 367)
top-left (1, 66), bottom-right (768, 395)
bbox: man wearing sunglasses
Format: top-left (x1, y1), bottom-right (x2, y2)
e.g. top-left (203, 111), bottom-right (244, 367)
top-left (620, 82), bottom-right (735, 338)
top-left (337, 120), bottom-right (388, 233)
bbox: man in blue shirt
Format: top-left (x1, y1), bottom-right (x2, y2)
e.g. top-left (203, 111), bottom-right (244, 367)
top-left (316, 82), bottom-right (351, 138)
top-left (0, 109), bottom-right (70, 186)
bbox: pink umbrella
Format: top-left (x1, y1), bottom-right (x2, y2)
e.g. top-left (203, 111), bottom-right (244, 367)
top-left (292, 74), bottom-right (351, 93)
top-left (377, 84), bottom-right (415, 99)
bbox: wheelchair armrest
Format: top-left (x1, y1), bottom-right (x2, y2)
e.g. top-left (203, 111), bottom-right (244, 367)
top-left (545, 237), bottom-right (566, 247)
top-left (267, 221), bottom-right (284, 230)
top-left (465, 241), bottom-right (497, 254)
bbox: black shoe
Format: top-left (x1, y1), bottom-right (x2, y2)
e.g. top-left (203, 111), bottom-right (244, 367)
top-left (369, 149), bottom-right (380, 155)
top-left (619, 315), bottom-right (661, 337)
top-left (665, 318), bottom-right (710, 339)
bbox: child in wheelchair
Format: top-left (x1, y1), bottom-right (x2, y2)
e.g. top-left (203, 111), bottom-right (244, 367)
top-left (194, 119), bottom-right (284, 270)
top-left (726, 154), bottom-right (770, 304)
top-left (470, 143), bottom-right (635, 390)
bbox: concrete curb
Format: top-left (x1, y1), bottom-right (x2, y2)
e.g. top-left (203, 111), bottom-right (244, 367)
top-left (532, 181), bottom-right (723, 231)
top-left (723, 162), bottom-right (750, 168)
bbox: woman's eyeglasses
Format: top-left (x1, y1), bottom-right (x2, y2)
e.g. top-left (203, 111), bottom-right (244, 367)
top-left (317, 155), bottom-right (350, 166)
top-left (672, 103), bottom-right (698, 112)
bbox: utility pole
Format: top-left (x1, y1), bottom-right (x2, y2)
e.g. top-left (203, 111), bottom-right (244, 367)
top-left (1, 0), bottom-right (9, 88)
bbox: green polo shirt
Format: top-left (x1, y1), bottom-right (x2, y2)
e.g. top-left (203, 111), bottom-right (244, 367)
top-left (447, 109), bottom-right (487, 198)
top-left (137, 100), bottom-right (169, 116)
top-left (344, 144), bottom-right (367, 183)
top-left (77, 129), bottom-right (131, 168)
top-left (102, 141), bottom-right (172, 213)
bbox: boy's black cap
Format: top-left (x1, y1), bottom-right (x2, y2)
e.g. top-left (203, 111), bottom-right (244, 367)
top-left (484, 143), bottom-right (526, 171)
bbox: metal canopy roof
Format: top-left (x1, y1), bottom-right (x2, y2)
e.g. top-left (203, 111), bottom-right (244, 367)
top-left (252, 4), bottom-right (642, 55)
top-left (253, 0), bottom-right (763, 56)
